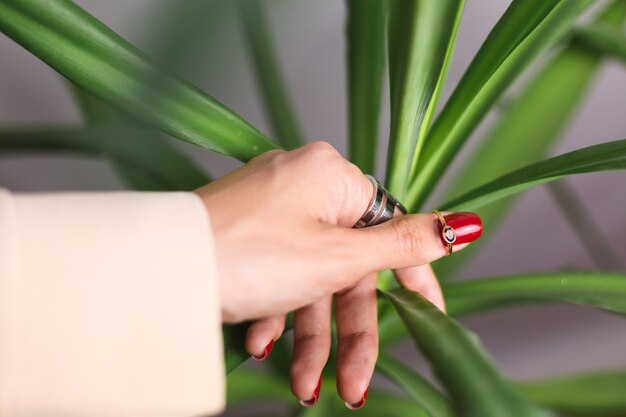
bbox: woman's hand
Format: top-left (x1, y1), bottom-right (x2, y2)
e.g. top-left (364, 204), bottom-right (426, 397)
top-left (194, 142), bottom-right (482, 409)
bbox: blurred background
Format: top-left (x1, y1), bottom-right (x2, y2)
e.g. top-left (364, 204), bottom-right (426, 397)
top-left (1, 0), bottom-right (625, 414)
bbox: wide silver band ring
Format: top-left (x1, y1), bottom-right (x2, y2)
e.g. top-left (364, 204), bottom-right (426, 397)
top-left (354, 175), bottom-right (407, 228)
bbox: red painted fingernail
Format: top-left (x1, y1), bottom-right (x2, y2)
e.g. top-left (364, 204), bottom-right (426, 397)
top-left (345, 387), bottom-right (368, 410)
top-left (252, 340), bottom-right (274, 361)
top-left (300, 376), bottom-right (321, 407)
top-left (438, 212), bottom-right (482, 247)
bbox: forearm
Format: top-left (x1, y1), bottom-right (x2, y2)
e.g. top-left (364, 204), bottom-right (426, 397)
top-left (0, 189), bottom-right (224, 416)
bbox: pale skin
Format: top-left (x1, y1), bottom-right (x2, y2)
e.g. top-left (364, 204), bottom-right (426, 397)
top-left (195, 141), bottom-right (470, 408)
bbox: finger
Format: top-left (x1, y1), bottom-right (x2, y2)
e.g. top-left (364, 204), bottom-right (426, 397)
top-left (343, 211), bottom-right (482, 275)
top-left (335, 273), bottom-right (377, 409)
top-left (245, 315), bottom-right (286, 361)
top-left (394, 264), bottom-right (446, 313)
top-left (291, 296), bottom-right (332, 406)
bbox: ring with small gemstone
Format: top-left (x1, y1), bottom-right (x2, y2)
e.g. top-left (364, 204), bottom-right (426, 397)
top-left (433, 210), bottom-right (455, 255)
top-left (354, 175), bottom-right (407, 228)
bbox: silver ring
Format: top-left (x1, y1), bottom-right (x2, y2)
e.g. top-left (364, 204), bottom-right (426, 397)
top-left (354, 175), bottom-right (407, 228)
top-left (354, 175), bottom-right (384, 228)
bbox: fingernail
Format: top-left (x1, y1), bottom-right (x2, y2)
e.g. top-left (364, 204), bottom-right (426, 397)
top-left (345, 388), bottom-right (368, 410)
top-left (252, 340), bottom-right (274, 361)
top-left (300, 376), bottom-right (321, 407)
top-left (439, 212), bottom-right (482, 246)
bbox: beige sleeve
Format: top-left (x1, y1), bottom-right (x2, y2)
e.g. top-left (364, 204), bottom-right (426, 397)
top-left (0, 189), bottom-right (225, 417)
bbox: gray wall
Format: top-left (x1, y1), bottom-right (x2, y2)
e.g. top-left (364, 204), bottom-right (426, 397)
top-left (1, 0), bottom-right (625, 411)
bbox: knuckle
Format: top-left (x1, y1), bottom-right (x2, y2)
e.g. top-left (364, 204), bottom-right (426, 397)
top-left (303, 141), bottom-right (339, 159)
top-left (296, 141), bottom-right (345, 180)
top-left (250, 149), bottom-right (285, 165)
top-left (391, 216), bottom-right (425, 257)
top-left (341, 160), bottom-right (364, 178)
top-left (337, 331), bottom-right (378, 348)
top-left (307, 140), bottom-right (336, 152)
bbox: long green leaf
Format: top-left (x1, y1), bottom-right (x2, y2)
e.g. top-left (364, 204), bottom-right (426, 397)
top-left (376, 353), bottom-right (454, 417)
top-left (241, 0), bottom-right (305, 150)
top-left (577, 23), bottom-right (626, 64)
top-left (385, 0), bottom-right (464, 195)
top-left (520, 371), bottom-right (626, 417)
top-left (66, 1), bottom-right (224, 191)
top-left (68, 85), bottom-right (212, 191)
top-left (0, 0), bottom-right (277, 161)
top-left (444, 272), bottom-right (626, 317)
top-left (70, 84), bottom-right (125, 126)
top-left (0, 127), bottom-right (209, 191)
top-left (382, 288), bottom-right (551, 417)
top-left (443, 35), bottom-right (614, 201)
top-left (433, 0), bottom-right (626, 279)
top-left (442, 138), bottom-right (626, 211)
top-left (380, 271), bottom-right (626, 348)
top-left (547, 182), bottom-right (623, 270)
top-left (407, 0), bottom-right (594, 209)
top-left (346, 0), bottom-right (385, 173)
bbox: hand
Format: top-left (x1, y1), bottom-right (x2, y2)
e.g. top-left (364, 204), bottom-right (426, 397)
top-left (194, 142), bottom-right (482, 408)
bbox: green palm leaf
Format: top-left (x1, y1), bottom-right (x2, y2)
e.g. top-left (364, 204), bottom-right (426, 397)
top-left (434, 0), bottom-right (626, 279)
top-left (382, 288), bottom-right (551, 417)
top-left (380, 271), bottom-right (626, 349)
top-left (67, 86), bottom-right (212, 191)
top-left (385, 0), bottom-right (464, 196)
top-left (0, 127), bottom-right (209, 191)
top-left (0, 0), bottom-right (277, 161)
top-left (520, 371), bottom-right (626, 417)
top-left (407, 0), bottom-right (594, 209)
top-left (443, 138), bottom-right (626, 211)
top-left (444, 272), bottom-right (626, 317)
top-left (376, 353), bottom-right (454, 417)
top-left (241, 0), bottom-right (305, 150)
top-left (346, 0), bottom-right (385, 173)
top-left (577, 24), bottom-right (626, 64)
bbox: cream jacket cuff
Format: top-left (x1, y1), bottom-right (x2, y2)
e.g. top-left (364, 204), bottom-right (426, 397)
top-left (0, 189), bottom-right (225, 417)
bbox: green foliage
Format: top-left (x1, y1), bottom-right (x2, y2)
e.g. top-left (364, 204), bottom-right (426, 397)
top-left (227, 368), bottom-right (293, 404)
top-left (376, 353), bottom-right (454, 417)
top-left (346, 0), bottom-right (385, 173)
top-left (223, 322), bottom-right (252, 374)
top-left (0, 127), bottom-right (208, 190)
top-left (1, 0), bottom-right (626, 416)
top-left (520, 371), bottom-right (626, 417)
top-left (446, 0), bottom-right (626, 202)
top-left (546, 182), bottom-right (623, 270)
top-left (0, 0), bottom-right (277, 161)
top-left (382, 288), bottom-right (552, 417)
top-left (443, 138), bottom-right (626, 211)
top-left (241, 0), bottom-right (305, 150)
top-left (380, 271), bottom-right (626, 349)
top-left (434, 0), bottom-right (626, 279)
top-left (577, 24), bottom-right (626, 64)
top-left (385, 0), bottom-right (464, 195)
top-left (407, 0), bottom-right (594, 210)
top-left (444, 272), bottom-right (626, 317)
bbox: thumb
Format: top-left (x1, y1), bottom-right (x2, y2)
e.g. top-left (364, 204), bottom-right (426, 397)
top-left (351, 211), bottom-right (483, 273)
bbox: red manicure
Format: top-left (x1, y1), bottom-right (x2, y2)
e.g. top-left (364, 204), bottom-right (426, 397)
top-left (438, 212), bottom-right (482, 246)
top-left (300, 376), bottom-right (322, 407)
top-left (345, 387), bottom-right (368, 410)
top-left (252, 340), bottom-right (274, 361)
